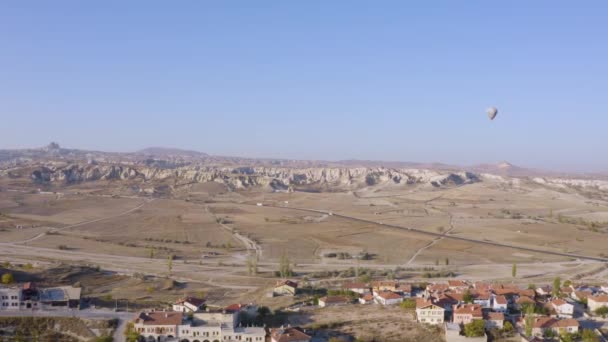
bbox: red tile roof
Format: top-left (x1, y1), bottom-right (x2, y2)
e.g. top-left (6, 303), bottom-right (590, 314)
top-left (589, 295), bottom-right (608, 303)
top-left (494, 295), bottom-right (508, 305)
top-left (361, 293), bottom-right (374, 301)
top-left (270, 327), bottom-right (311, 342)
top-left (487, 312), bottom-right (504, 321)
top-left (343, 282), bottom-right (368, 289)
top-left (224, 303), bottom-right (247, 313)
top-left (532, 316), bottom-right (578, 329)
top-left (416, 298), bottom-right (438, 309)
top-left (550, 299), bottom-right (568, 307)
top-left (320, 296), bottom-right (350, 304)
top-left (377, 291), bottom-right (402, 300)
top-left (448, 280), bottom-right (468, 287)
top-left (516, 296), bottom-right (535, 304)
top-left (175, 296), bottom-right (205, 307)
top-left (453, 304), bottom-right (483, 318)
top-left (135, 311), bottom-right (183, 326)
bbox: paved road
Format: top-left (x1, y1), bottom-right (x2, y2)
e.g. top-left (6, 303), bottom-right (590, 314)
top-left (0, 308), bottom-right (132, 341)
top-left (258, 204), bottom-right (608, 263)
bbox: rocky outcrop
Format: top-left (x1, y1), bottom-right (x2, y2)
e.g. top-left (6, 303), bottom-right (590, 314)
top-left (532, 177), bottom-right (608, 191)
top-left (27, 163), bottom-right (481, 191)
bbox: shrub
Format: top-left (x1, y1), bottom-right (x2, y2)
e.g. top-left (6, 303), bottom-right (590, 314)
top-left (1, 273), bottom-right (15, 284)
top-left (464, 320), bottom-right (485, 337)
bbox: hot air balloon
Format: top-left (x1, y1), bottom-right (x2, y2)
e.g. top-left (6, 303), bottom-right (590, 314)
top-left (486, 107), bottom-right (498, 120)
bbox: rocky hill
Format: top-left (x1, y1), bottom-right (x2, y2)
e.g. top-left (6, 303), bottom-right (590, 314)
top-left (24, 163), bottom-right (481, 192)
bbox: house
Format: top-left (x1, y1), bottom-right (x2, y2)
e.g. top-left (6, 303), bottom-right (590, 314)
top-left (572, 290), bottom-right (592, 302)
top-left (359, 293), bottom-right (374, 305)
top-left (515, 296), bottom-right (535, 311)
top-left (474, 282), bottom-right (491, 292)
top-left (0, 287), bottom-right (21, 311)
top-left (485, 312), bottom-right (504, 329)
top-left (270, 326), bottom-right (311, 342)
top-left (274, 280), bottom-right (298, 296)
top-left (435, 295), bottom-right (459, 313)
top-left (318, 296), bottom-right (350, 307)
top-left (39, 286), bottom-right (81, 309)
top-left (535, 286), bottom-right (552, 297)
top-left (560, 287), bottom-right (573, 297)
top-left (426, 283), bottom-right (449, 296)
top-left (172, 297), bottom-right (205, 313)
top-left (530, 317), bottom-right (579, 337)
top-left (342, 282), bottom-right (369, 294)
top-left (473, 291), bottom-right (491, 308)
top-left (375, 291), bottom-right (403, 306)
top-left (371, 281), bottom-right (400, 293)
top-left (399, 284), bottom-right (413, 297)
top-left (134, 311), bottom-right (183, 341)
top-left (20, 282), bottom-right (40, 310)
top-left (600, 284), bottom-right (608, 294)
top-left (416, 299), bottom-right (445, 325)
top-left (224, 303), bottom-right (257, 315)
top-left (452, 304), bottom-right (483, 325)
top-left (517, 289), bottom-right (536, 299)
top-left (549, 299), bottom-right (574, 317)
top-left (492, 295), bottom-right (508, 312)
top-left (587, 295), bottom-right (608, 312)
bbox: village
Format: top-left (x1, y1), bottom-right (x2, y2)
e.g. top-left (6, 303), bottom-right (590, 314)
top-left (90, 277), bottom-right (608, 342)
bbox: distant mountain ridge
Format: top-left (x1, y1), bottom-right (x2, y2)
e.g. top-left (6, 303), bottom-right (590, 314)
top-left (0, 143), bottom-right (605, 179)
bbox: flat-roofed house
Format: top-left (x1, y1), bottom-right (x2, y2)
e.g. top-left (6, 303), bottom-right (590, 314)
top-left (0, 287), bottom-right (20, 311)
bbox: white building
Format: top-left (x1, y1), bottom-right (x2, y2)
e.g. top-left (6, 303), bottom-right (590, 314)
top-left (375, 291), bottom-right (403, 306)
top-left (492, 295), bottom-right (508, 313)
top-left (416, 299), bottom-right (445, 325)
top-left (588, 295), bottom-right (608, 312)
top-left (172, 297), bottom-right (206, 313)
top-left (179, 311), bottom-right (265, 342)
top-left (550, 299), bottom-right (574, 317)
top-left (0, 287), bottom-right (21, 311)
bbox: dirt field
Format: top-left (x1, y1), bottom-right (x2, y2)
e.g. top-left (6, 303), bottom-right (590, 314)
top-left (1, 176), bottom-right (608, 305)
top-left (289, 305), bottom-right (445, 342)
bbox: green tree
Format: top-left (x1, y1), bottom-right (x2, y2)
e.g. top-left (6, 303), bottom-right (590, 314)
top-left (524, 305), bottom-right (535, 337)
top-left (435, 259), bottom-right (439, 266)
top-left (463, 320), bottom-right (485, 337)
top-left (124, 322), bottom-right (141, 342)
top-left (95, 337), bottom-right (114, 342)
top-left (167, 254), bottom-right (173, 275)
top-left (462, 289), bottom-right (474, 304)
top-left (595, 306), bottom-right (608, 318)
top-left (552, 277), bottom-right (561, 297)
top-left (581, 329), bottom-right (600, 342)
top-left (1, 273), bottom-right (14, 284)
top-left (512, 263), bottom-right (517, 278)
top-left (400, 299), bottom-right (416, 309)
top-left (445, 257), bottom-right (449, 266)
top-left (563, 279), bottom-right (572, 287)
top-left (502, 321), bottom-right (514, 334)
top-left (148, 248), bottom-right (155, 259)
top-left (278, 252), bottom-right (292, 278)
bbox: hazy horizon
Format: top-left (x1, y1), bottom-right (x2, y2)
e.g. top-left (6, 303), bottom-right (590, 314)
top-left (2, 2), bottom-right (607, 172)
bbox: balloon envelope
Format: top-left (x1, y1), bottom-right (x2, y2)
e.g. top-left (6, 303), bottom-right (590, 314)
top-left (486, 107), bottom-right (498, 120)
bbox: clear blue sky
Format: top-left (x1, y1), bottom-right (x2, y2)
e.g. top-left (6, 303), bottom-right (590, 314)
top-left (1, 1), bottom-right (607, 172)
